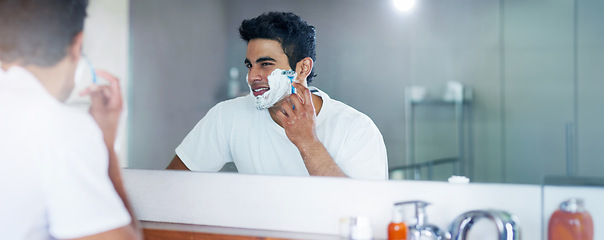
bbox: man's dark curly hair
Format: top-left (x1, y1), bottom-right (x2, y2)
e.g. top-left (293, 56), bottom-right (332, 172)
top-left (0, 0), bottom-right (88, 67)
top-left (239, 12), bottom-right (317, 84)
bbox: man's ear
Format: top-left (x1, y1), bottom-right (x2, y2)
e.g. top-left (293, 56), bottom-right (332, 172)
top-left (68, 31), bottom-right (84, 61)
top-left (295, 57), bottom-right (314, 86)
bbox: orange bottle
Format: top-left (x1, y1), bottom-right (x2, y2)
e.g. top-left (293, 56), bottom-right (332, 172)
top-left (388, 204), bottom-right (407, 240)
top-left (548, 198), bottom-right (593, 240)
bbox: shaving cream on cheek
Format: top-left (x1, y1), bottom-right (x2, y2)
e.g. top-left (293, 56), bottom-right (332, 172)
top-left (248, 68), bottom-right (297, 110)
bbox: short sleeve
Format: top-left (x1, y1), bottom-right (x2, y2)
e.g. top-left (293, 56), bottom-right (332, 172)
top-left (43, 114), bottom-right (131, 239)
top-left (175, 103), bottom-right (231, 171)
top-left (336, 116), bottom-right (388, 180)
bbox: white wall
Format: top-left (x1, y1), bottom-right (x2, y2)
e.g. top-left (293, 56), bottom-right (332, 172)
top-left (129, 0), bottom-right (228, 169)
top-left (82, 0), bottom-right (130, 166)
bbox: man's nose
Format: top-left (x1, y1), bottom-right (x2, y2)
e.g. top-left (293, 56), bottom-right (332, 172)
top-left (248, 67), bottom-right (263, 82)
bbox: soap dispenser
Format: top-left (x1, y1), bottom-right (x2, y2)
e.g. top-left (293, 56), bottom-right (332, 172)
top-left (548, 198), bottom-right (593, 240)
top-left (388, 203), bottom-right (407, 240)
top-left (397, 201), bottom-right (450, 240)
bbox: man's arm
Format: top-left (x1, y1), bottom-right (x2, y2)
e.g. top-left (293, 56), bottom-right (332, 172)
top-left (78, 70), bottom-right (140, 240)
top-left (273, 82), bottom-right (347, 177)
top-left (294, 137), bottom-right (348, 177)
top-left (167, 155), bottom-right (190, 170)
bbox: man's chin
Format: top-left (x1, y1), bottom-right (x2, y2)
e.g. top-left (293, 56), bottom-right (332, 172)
top-left (253, 95), bottom-right (289, 110)
top-left (253, 98), bottom-right (273, 110)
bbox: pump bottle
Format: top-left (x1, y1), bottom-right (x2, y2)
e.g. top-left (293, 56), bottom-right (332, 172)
top-left (388, 203), bottom-right (407, 240)
top-left (548, 198), bottom-right (593, 240)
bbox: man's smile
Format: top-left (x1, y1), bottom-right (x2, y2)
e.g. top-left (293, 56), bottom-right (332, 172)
top-left (252, 85), bottom-right (270, 97)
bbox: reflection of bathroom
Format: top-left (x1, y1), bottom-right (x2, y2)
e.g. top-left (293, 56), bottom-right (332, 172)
top-left (128, 0), bottom-right (604, 186)
top-left (79, 0), bottom-right (604, 239)
top-left (390, 81), bottom-right (473, 182)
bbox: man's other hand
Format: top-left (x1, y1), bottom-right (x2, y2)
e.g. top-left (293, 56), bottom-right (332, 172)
top-left (79, 70), bottom-right (123, 147)
top-left (275, 82), bottom-right (320, 150)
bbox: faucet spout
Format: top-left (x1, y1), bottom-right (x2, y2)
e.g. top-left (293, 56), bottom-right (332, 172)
top-left (449, 210), bottom-right (520, 240)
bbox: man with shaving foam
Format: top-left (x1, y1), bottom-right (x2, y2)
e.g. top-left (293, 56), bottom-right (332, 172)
top-left (167, 12), bottom-right (387, 180)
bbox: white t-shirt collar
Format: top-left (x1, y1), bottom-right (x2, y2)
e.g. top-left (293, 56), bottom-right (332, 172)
top-left (2, 65), bottom-right (56, 100)
top-left (309, 86), bottom-right (329, 124)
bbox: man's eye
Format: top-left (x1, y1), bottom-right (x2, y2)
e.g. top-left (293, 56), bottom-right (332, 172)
top-left (261, 62), bottom-right (274, 66)
top-left (245, 63), bottom-right (252, 68)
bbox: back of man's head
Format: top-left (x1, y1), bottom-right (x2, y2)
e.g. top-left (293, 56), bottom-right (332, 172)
top-left (239, 12), bottom-right (317, 84)
top-left (0, 0), bottom-right (88, 67)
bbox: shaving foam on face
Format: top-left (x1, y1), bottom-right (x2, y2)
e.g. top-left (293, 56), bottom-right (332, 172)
top-left (248, 68), bottom-right (298, 110)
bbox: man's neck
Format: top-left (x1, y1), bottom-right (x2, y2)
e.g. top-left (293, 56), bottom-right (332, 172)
top-left (4, 60), bottom-right (72, 102)
top-left (28, 64), bottom-right (71, 102)
top-left (1, 61), bottom-right (12, 71)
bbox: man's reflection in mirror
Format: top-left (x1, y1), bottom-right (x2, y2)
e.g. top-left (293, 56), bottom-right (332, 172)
top-left (167, 12), bottom-right (388, 180)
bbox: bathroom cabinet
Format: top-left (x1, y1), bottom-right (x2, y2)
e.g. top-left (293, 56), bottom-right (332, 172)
top-left (142, 221), bottom-right (340, 240)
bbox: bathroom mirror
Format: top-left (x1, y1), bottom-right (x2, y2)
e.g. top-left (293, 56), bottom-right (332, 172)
top-left (119, 0), bottom-right (604, 184)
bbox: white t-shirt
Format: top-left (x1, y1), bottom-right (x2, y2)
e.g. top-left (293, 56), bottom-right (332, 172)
top-left (176, 88), bottom-right (388, 180)
top-left (0, 67), bottom-right (131, 239)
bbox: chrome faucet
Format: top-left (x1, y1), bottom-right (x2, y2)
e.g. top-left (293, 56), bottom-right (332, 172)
top-left (449, 210), bottom-right (520, 240)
